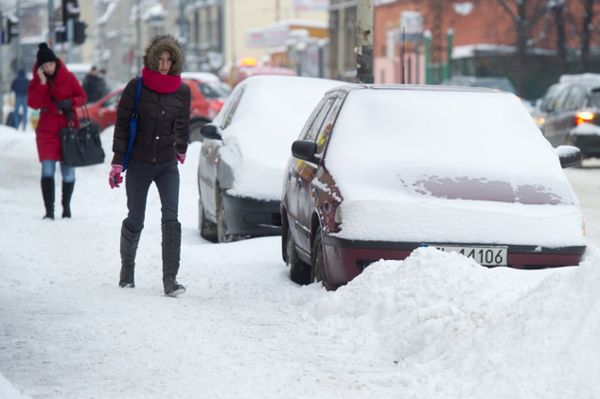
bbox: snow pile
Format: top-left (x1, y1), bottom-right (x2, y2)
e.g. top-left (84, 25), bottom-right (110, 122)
top-left (304, 247), bottom-right (600, 398)
top-left (0, 374), bottom-right (30, 399)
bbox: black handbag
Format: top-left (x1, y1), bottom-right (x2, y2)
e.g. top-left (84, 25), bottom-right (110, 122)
top-left (60, 107), bottom-right (105, 167)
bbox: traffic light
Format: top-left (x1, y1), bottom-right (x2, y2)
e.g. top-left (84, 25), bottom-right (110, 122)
top-left (55, 25), bottom-right (67, 43)
top-left (5, 17), bottom-right (18, 44)
top-left (62, 0), bottom-right (80, 22)
top-left (73, 20), bottom-right (87, 44)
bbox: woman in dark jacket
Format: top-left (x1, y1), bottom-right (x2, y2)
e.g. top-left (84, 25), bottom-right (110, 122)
top-left (28, 43), bottom-right (87, 219)
top-left (109, 35), bottom-right (191, 297)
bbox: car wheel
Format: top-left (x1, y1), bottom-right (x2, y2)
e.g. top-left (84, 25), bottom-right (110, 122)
top-left (311, 226), bottom-right (332, 289)
top-left (286, 225), bottom-right (311, 285)
top-left (199, 198), bottom-right (217, 242)
top-left (189, 120), bottom-right (206, 143)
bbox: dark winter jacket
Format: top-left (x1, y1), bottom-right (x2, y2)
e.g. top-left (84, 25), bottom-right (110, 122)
top-left (111, 35), bottom-right (190, 165)
top-left (11, 70), bottom-right (29, 97)
top-left (28, 60), bottom-right (87, 161)
top-left (82, 73), bottom-right (108, 103)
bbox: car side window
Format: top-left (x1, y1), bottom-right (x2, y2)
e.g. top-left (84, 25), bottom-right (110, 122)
top-left (304, 98), bottom-right (335, 142)
top-left (298, 98), bottom-right (327, 141)
top-left (562, 86), bottom-right (586, 111)
top-left (590, 90), bottom-right (600, 107)
top-left (539, 84), bottom-right (562, 112)
top-left (220, 87), bottom-right (245, 129)
top-left (552, 87), bottom-right (572, 113)
top-left (316, 97), bottom-right (343, 155)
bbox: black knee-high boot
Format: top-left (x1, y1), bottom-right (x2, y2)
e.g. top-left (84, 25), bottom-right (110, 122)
top-left (119, 220), bottom-right (142, 288)
top-left (62, 181), bottom-right (75, 218)
top-left (162, 221), bottom-right (186, 296)
top-left (41, 177), bottom-right (55, 220)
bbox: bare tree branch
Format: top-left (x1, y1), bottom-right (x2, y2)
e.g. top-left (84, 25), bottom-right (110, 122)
top-left (530, 0), bottom-right (553, 25)
top-left (497, 0), bottom-right (520, 22)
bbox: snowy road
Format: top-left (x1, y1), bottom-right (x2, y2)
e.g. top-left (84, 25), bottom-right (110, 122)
top-left (565, 159), bottom-right (600, 247)
top-left (1, 127), bottom-right (599, 399)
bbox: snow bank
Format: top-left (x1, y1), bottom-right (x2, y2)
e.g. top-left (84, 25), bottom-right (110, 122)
top-left (302, 247), bottom-right (600, 398)
top-left (0, 373), bottom-right (30, 399)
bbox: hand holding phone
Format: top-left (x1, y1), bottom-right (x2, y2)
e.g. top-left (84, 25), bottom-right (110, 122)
top-left (37, 67), bottom-right (47, 85)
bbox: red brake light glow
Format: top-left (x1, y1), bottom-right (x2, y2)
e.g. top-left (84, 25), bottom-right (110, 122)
top-left (576, 111), bottom-right (595, 125)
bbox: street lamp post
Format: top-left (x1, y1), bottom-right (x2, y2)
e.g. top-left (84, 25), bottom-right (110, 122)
top-left (356, 0), bottom-right (373, 83)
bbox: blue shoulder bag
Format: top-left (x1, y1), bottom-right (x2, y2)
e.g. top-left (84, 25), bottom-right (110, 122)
top-left (123, 77), bottom-right (143, 171)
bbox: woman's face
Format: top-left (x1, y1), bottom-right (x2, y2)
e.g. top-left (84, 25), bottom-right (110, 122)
top-left (158, 51), bottom-right (172, 75)
top-left (40, 61), bottom-right (56, 75)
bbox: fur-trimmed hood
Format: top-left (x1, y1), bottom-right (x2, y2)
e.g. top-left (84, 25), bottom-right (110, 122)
top-left (143, 35), bottom-right (184, 75)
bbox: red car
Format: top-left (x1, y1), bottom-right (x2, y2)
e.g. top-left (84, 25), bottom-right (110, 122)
top-left (282, 84), bottom-right (586, 290)
top-left (76, 78), bottom-right (228, 141)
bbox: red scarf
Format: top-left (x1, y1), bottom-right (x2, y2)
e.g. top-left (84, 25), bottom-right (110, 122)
top-left (141, 67), bottom-right (182, 94)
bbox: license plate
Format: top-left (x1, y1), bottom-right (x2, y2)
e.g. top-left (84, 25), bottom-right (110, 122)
top-left (434, 245), bottom-right (508, 266)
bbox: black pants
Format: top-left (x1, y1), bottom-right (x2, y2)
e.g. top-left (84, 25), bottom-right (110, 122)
top-left (124, 160), bottom-right (180, 232)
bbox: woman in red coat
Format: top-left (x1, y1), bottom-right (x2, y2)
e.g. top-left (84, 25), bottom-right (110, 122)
top-left (28, 43), bottom-right (87, 219)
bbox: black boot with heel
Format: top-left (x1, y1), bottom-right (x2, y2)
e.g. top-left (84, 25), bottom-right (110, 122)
top-left (41, 177), bottom-right (55, 220)
top-left (61, 181), bottom-right (74, 218)
top-left (119, 220), bottom-right (142, 288)
top-left (162, 221), bottom-right (186, 297)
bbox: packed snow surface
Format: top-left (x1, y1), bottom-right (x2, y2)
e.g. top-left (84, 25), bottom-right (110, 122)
top-left (0, 125), bottom-right (599, 398)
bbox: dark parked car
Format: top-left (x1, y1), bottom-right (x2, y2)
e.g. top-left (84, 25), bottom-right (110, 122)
top-left (197, 75), bottom-right (343, 243)
top-left (282, 84), bottom-right (586, 289)
top-left (539, 74), bottom-right (600, 158)
top-left (441, 75), bottom-right (517, 94)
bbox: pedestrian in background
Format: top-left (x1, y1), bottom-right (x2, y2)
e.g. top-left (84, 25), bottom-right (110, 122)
top-left (28, 43), bottom-right (87, 220)
top-left (82, 65), bottom-right (108, 103)
top-left (11, 69), bottom-right (30, 130)
top-left (109, 35), bottom-right (191, 297)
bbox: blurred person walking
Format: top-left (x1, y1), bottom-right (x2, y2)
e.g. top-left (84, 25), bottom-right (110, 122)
top-left (28, 43), bottom-right (87, 220)
top-left (82, 65), bottom-right (108, 103)
top-left (11, 69), bottom-right (30, 130)
top-left (108, 35), bottom-right (191, 297)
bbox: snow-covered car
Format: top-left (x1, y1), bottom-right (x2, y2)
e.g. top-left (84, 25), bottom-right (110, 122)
top-left (540, 74), bottom-right (600, 158)
top-left (282, 84), bottom-right (587, 289)
top-left (197, 75), bottom-right (344, 243)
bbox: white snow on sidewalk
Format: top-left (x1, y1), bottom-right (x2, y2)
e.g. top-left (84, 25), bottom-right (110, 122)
top-left (1, 126), bottom-right (599, 398)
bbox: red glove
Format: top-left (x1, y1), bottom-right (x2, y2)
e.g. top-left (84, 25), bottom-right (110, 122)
top-left (176, 152), bottom-right (186, 164)
top-left (109, 164), bottom-right (123, 189)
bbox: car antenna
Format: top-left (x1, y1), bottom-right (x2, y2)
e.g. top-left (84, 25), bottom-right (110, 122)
top-left (400, 27), bottom-right (406, 84)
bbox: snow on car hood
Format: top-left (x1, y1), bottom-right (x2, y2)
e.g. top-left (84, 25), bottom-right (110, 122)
top-left (219, 76), bottom-right (343, 200)
top-left (326, 88), bottom-right (584, 246)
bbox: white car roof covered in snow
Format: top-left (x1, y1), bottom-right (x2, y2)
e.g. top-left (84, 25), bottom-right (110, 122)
top-left (213, 75), bottom-right (345, 200)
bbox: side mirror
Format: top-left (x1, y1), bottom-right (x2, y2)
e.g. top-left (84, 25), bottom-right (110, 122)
top-left (291, 140), bottom-right (319, 163)
top-left (556, 145), bottom-right (582, 168)
top-left (200, 124), bottom-right (222, 140)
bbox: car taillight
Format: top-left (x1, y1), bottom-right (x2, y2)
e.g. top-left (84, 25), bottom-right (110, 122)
top-left (575, 111), bottom-right (595, 125)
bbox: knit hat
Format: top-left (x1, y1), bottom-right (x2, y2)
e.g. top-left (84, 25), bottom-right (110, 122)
top-left (36, 43), bottom-right (57, 66)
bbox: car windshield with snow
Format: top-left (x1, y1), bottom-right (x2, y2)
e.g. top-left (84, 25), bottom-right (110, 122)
top-left (197, 75), bottom-right (344, 243)
top-left (282, 84), bottom-right (587, 289)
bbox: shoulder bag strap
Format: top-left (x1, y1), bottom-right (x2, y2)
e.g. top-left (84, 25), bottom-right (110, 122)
top-left (123, 77), bottom-right (143, 171)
